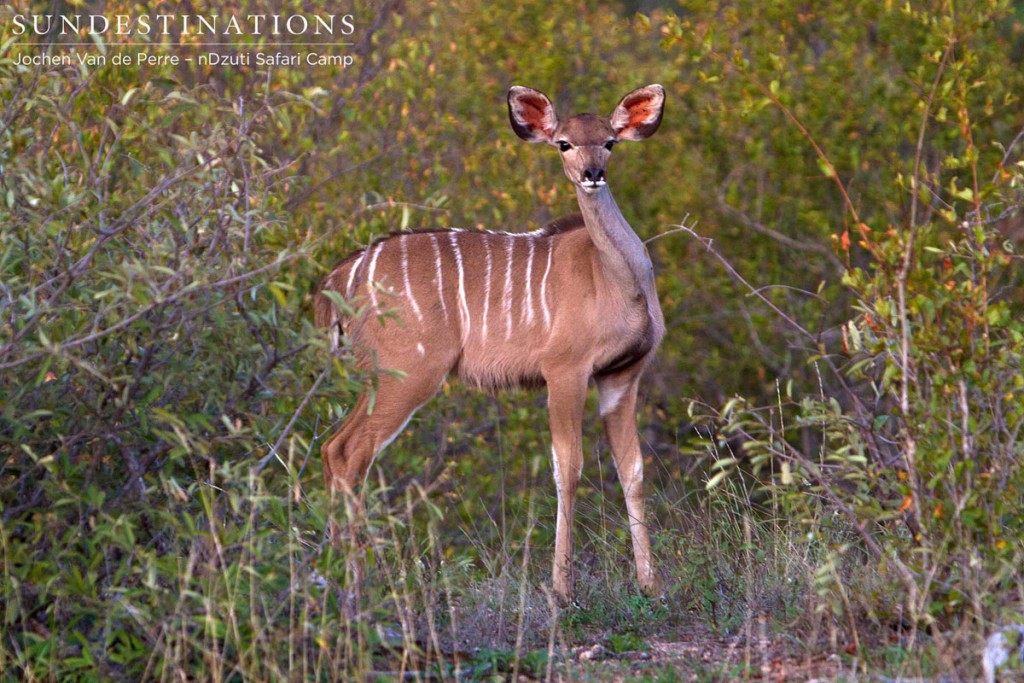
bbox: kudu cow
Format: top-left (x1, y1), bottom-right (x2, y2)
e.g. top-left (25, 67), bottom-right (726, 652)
top-left (315, 84), bottom-right (666, 602)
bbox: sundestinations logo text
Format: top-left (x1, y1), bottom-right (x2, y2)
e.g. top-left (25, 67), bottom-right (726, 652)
top-left (12, 13), bottom-right (355, 38)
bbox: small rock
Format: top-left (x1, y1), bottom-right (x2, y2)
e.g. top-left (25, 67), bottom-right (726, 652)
top-left (575, 643), bottom-right (606, 662)
top-left (983, 624), bottom-right (1024, 683)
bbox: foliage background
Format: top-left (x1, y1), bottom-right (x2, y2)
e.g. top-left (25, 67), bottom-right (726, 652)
top-left (1, 0), bottom-right (1023, 680)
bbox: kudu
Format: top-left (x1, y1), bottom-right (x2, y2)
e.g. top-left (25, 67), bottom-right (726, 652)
top-left (315, 84), bottom-right (666, 602)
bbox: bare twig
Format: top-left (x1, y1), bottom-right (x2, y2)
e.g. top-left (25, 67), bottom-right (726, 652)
top-left (896, 38), bottom-right (954, 550)
top-left (643, 214), bottom-right (695, 245)
top-left (993, 124), bottom-right (1024, 184)
top-left (722, 409), bottom-right (922, 600)
top-left (253, 365), bottom-right (332, 476)
top-left (679, 218), bottom-right (887, 469)
top-left (716, 174), bottom-right (845, 271)
top-left (676, 221), bottom-right (815, 341)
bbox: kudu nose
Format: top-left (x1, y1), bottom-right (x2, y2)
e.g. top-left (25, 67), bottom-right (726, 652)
top-left (583, 168), bottom-right (606, 184)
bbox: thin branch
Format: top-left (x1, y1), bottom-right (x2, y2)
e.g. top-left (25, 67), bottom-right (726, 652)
top-left (908, 40), bottom-right (955, 235)
top-left (643, 216), bottom-right (695, 245)
top-left (679, 219), bottom-right (881, 437)
top-left (726, 415), bottom-right (921, 596)
top-left (253, 364), bottom-right (332, 476)
top-left (751, 284), bottom-right (826, 301)
top-left (283, 151), bottom-right (391, 211)
top-left (716, 175), bottom-right (845, 271)
top-left (993, 124), bottom-right (1024, 184)
top-left (0, 248), bottom-right (309, 371)
top-left (676, 221), bottom-right (815, 341)
top-left (897, 38), bottom-right (954, 536)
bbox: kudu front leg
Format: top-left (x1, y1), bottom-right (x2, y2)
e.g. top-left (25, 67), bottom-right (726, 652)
top-left (546, 374), bottom-right (588, 605)
top-left (597, 374), bottom-right (658, 595)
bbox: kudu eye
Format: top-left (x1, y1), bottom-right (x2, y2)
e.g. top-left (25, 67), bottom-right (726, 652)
top-left (604, 140), bottom-right (616, 151)
top-left (558, 141), bottom-right (572, 152)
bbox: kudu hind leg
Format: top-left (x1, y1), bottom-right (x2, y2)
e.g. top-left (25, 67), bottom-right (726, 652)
top-left (322, 371), bottom-right (442, 499)
top-left (323, 369), bottom-right (443, 553)
top-left (320, 371), bottom-right (434, 601)
top-left (321, 390), bottom-right (375, 553)
top-left (597, 373), bottom-right (658, 595)
top-left (321, 392), bottom-right (370, 499)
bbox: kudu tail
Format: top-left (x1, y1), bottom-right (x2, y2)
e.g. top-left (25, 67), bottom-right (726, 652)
top-left (314, 248), bottom-right (367, 341)
top-left (314, 290), bottom-right (338, 328)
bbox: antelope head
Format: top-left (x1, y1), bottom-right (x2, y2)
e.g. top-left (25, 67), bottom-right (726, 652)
top-left (507, 84), bottom-right (665, 193)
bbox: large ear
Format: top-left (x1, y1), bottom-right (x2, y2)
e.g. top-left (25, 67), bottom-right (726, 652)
top-left (609, 84), bottom-right (665, 141)
top-left (507, 86), bottom-right (558, 143)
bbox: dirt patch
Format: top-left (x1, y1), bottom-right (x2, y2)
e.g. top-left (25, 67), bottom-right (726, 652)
top-left (561, 625), bottom-right (845, 682)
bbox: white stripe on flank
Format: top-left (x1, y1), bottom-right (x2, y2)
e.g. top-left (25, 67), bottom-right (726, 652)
top-left (522, 238), bottom-right (535, 325)
top-left (401, 235), bottom-right (424, 323)
top-left (366, 242), bottom-right (383, 314)
top-left (503, 237), bottom-right (514, 339)
top-left (429, 234), bottom-right (449, 322)
top-left (539, 239), bottom-right (553, 330)
top-left (481, 235), bottom-right (492, 341)
top-left (345, 251), bottom-right (366, 297)
top-left (450, 233), bottom-right (471, 339)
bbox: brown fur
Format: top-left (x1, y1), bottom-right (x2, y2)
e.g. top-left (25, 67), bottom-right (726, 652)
top-left (317, 84), bottom-right (667, 605)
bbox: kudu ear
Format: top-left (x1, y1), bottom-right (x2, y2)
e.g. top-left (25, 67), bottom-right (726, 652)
top-left (508, 86), bottom-right (558, 143)
top-left (609, 84), bottom-right (665, 141)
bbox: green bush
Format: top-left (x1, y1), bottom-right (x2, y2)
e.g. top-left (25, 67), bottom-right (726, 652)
top-left (667, 0), bottom-right (1024, 655)
top-left (2, 0), bottom-right (1023, 679)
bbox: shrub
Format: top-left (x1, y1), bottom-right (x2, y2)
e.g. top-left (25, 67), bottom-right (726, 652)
top-left (662, 0), bottom-right (1024, 663)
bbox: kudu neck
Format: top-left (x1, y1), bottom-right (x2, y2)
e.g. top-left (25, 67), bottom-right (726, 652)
top-left (574, 185), bottom-right (654, 295)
